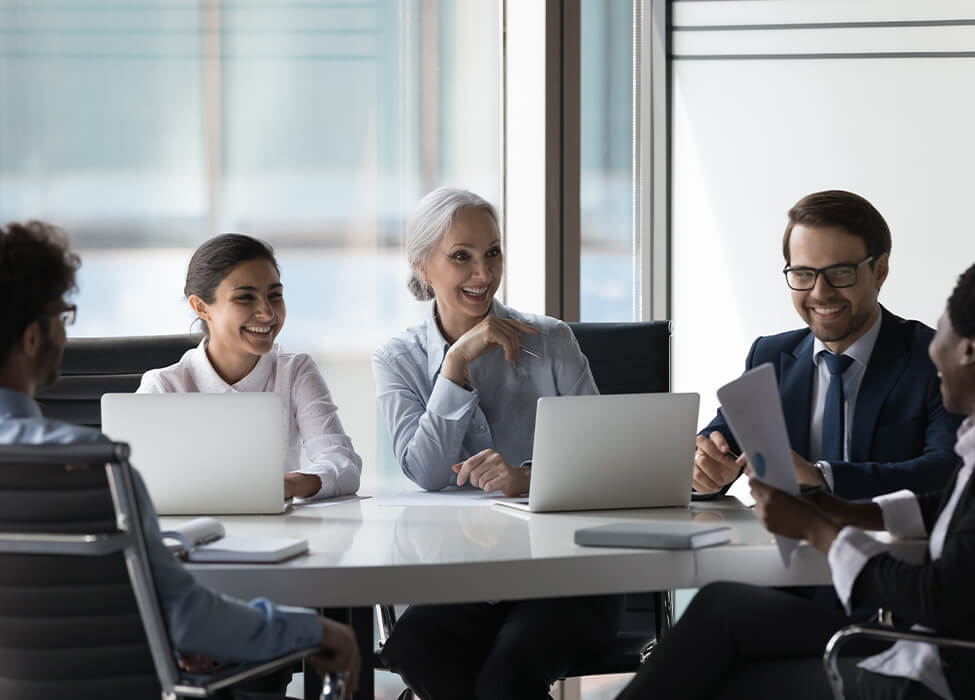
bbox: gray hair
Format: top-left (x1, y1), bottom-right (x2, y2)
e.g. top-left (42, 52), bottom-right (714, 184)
top-left (406, 187), bottom-right (501, 301)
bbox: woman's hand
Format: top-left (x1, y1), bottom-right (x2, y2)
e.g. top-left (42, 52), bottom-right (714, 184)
top-left (284, 472), bottom-right (323, 500)
top-left (749, 474), bottom-right (839, 554)
top-left (441, 317), bottom-right (537, 385)
top-left (453, 449), bottom-right (529, 497)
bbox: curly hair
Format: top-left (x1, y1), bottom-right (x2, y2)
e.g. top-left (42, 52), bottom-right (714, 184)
top-left (948, 262), bottom-right (975, 340)
top-left (0, 221), bottom-right (80, 364)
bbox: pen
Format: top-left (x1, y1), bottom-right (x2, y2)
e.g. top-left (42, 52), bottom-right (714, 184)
top-left (520, 345), bottom-right (543, 360)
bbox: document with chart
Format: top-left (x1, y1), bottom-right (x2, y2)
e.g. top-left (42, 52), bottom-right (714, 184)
top-left (717, 362), bottom-right (799, 566)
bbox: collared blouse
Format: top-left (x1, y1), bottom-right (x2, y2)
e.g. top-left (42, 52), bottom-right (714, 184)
top-left (372, 298), bottom-right (597, 491)
top-left (138, 341), bottom-right (361, 500)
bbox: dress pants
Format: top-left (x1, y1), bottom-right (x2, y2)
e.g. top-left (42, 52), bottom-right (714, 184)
top-left (615, 582), bottom-right (941, 700)
top-left (381, 594), bottom-right (624, 700)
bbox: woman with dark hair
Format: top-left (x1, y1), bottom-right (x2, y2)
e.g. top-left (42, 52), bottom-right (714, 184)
top-left (615, 263), bottom-right (975, 700)
top-left (138, 233), bottom-right (361, 501)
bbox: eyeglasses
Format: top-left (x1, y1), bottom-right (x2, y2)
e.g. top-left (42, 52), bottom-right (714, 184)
top-left (782, 256), bottom-right (874, 291)
top-left (40, 304), bottom-right (77, 327)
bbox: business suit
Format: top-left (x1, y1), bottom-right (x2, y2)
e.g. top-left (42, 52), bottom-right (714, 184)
top-left (616, 433), bottom-right (975, 700)
top-left (701, 306), bottom-right (962, 498)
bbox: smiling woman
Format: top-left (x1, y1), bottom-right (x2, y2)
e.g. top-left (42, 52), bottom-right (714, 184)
top-left (136, 233), bottom-right (362, 502)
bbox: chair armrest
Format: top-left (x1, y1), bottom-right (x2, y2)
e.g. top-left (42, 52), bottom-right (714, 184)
top-left (172, 645), bottom-right (321, 698)
top-left (823, 624), bottom-right (975, 700)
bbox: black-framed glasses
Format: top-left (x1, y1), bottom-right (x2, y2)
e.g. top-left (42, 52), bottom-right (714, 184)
top-left (41, 304), bottom-right (77, 327)
top-left (782, 256), bottom-right (874, 291)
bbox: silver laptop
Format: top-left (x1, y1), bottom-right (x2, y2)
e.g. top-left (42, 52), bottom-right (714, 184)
top-left (495, 392), bottom-right (700, 513)
top-left (101, 393), bottom-right (286, 515)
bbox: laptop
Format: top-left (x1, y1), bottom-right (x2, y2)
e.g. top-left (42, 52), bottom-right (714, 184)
top-left (101, 393), bottom-right (287, 515)
top-left (495, 392), bottom-right (700, 513)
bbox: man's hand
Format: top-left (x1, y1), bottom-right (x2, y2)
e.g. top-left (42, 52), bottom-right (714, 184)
top-left (309, 617), bottom-right (360, 697)
top-left (791, 451), bottom-right (826, 487)
top-left (177, 653), bottom-right (217, 673)
top-left (692, 431), bottom-right (744, 493)
top-left (453, 449), bottom-right (529, 496)
top-left (284, 472), bottom-right (322, 500)
top-left (749, 475), bottom-right (839, 554)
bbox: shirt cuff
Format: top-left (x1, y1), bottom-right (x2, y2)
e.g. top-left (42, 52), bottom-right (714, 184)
top-left (427, 374), bottom-right (479, 419)
top-left (828, 526), bottom-right (887, 613)
top-left (873, 489), bottom-right (927, 539)
top-left (817, 460), bottom-right (835, 491)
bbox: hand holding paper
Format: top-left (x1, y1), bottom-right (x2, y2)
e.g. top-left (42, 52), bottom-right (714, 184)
top-left (716, 363), bottom-right (800, 566)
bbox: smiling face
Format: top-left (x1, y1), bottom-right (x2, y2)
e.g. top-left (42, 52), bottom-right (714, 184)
top-left (929, 310), bottom-right (975, 416)
top-left (788, 224), bottom-right (888, 354)
top-left (189, 258), bottom-right (286, 369)
top-left (419, 206), bottom-right (503, 337)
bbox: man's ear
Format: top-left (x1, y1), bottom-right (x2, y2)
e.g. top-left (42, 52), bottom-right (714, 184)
top-left (873, 252), bottom-right (890, 289)
top-left (21, 321), bottom-right (41, 359)
top-left (187, 295), bottom-right (209, 321)
top-left (961, 337), bottom-right (975, 367)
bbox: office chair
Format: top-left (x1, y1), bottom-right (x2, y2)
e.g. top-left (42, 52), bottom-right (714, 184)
top-left (0, 442), bottom-right (323, 700)
top-left (375, 320), bottom-right (673, 697)
top-left (823, 624), bottom-right (975, 700)
top-left (35, 334), bottom-right (201, 429)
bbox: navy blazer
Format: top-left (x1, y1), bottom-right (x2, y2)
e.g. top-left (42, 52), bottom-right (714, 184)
top-left (701, 307), bottom-right (962, 499)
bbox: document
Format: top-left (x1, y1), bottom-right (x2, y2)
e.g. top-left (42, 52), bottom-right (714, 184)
top-left (161, 517), bottom-right (308, 563)
top-left (575, 521), bottom-right (731, 550)
top-left (716, 362), bottom-right (799, 566)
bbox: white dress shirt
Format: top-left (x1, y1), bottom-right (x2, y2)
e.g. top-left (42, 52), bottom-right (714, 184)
top-left (372, 299), bottom-right (598, 491)
top-left (809, 309), bottom-right (884, 488)
top-left (827, 417), bottom-right (975, 700)
top-left (138, 341), bottom-right (361, 500)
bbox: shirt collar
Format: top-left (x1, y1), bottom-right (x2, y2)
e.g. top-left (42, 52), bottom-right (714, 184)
top-left (813, 305), bottom-right (884, 369)
top-left (189, 339), bottom-right (277, 392)
top-left (956, 417), bottom-right (975, 468)
top-left (0, 387), bottom-right (43, 420)
top-left (423, 297), bottom-right (507, 380)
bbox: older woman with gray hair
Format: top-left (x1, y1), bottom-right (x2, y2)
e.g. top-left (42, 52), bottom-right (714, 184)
top-left (372, 187), bottom-right (623, 700)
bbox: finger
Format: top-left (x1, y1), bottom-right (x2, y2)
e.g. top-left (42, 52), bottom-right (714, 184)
top-left (696, 434), bottom-right (732, 463)
top-left (469, 457), bottom-right (504, 489)
top-left (695, 448), bottom-right (739, 487)
top-left (493, 324), bottom-right (521, 364)
top-left (736, 453), bottom-right (748, 466)
top-left (502, 319), bottom-right (538, 335)
top-left (744, 465), bottom-right (755, 478)
top-left (708, 430), bottom-right (731, 454)
top-left (692, 465), bottom-right (721, 494)
top-left (455, 452), bottom-right (489, 485)
top-left (451, 462), bottom-right (463, 473)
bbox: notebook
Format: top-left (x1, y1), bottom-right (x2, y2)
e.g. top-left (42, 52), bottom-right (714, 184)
top-left (101, 392), bottom-right (287, 515)
top-left (574, 521), bottom-right (731, 550)
top-left (162, 517), bottom-right (308, 563)
top-left (494, 392), bottom-right (700, 513)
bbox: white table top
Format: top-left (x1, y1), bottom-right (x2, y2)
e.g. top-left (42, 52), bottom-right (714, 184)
top-left (161, 495), bottom-right (924, 608)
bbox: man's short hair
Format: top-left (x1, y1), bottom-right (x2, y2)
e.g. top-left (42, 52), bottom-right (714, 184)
top-left (948, 263), bottom-right (975, 340)
top-left (0, 221), bottom-right (80, 364)
top-left (782, 190), bottom-right (892, 265)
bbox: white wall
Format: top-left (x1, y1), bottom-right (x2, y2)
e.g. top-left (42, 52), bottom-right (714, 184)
top-left (670, 1), bottom-right (975, 426)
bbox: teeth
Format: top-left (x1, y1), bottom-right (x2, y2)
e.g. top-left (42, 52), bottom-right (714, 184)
top-left (462, 287), bottom-right (487, 294)
top-left (244, 326), bottom-right (272, 333)
top-left (813, 306), bottom-right (842, 315)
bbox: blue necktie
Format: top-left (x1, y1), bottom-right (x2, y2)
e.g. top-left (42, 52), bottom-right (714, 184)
top-left (821, 351), bottom-right (854, 462)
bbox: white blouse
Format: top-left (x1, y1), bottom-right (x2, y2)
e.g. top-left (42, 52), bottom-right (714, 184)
top-left (138, 341), bottom-right (361, 500)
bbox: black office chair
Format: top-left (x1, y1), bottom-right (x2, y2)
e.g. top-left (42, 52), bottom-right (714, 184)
top-left (35, 334), bottom-right (201, 428)
top-left (375, 320), bottom-right (673, 697)
top-left (823, 624), bottom-right (975, 700)
top-left (0, 442), bottom-right (321, 700)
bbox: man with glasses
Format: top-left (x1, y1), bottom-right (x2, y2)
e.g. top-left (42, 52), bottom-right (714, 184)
top-left (0, 220), bottom-right (360, 698)
top-left (693, 190), bottom-right (961, 499)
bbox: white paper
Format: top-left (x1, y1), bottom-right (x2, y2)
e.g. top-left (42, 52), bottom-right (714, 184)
top-left (377, 489), bottom-right (504, 507)
top-left (717, 362), bottom-right (799, 566)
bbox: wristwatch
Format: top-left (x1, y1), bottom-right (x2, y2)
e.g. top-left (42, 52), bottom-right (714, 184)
top-left (813, 460), bottom-right (832, 491)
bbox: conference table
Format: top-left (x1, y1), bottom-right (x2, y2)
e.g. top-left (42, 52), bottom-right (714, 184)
top-left (161, 492), bottom-right (924, 698)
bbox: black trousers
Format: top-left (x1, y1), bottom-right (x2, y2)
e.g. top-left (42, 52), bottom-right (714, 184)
top-left (615, 582), bottom-right (942, 700)
top-left (380, 595), bottom-right (624, 700)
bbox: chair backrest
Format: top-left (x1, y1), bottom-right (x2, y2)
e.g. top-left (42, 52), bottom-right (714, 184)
top-left (567, 321), bottom-right (671, 394)
top-left (0, 443), bottom-right (180, 700)
top-left (36, 334), bottom-right (201, 429)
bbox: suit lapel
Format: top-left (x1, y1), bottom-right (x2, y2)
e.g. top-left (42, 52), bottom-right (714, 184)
top-left (850, 308), bottom-right (910, 462)
top-left (780, 333), bottom-right (815, 459)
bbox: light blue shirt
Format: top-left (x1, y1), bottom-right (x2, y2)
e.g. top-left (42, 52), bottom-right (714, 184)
top-left (0, 387), bottom-right (322, 662)
top-left (372, 299), bottom-right (598, 491)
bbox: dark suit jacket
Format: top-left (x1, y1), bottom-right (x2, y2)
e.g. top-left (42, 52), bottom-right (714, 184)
top-left (852, 459), bottom-right (975, 698)
top-left (701, 307), bottom-right (962, 499)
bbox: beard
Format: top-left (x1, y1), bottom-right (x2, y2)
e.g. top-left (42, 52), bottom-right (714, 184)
top-left (35, 329), bottom-right (64, 389)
